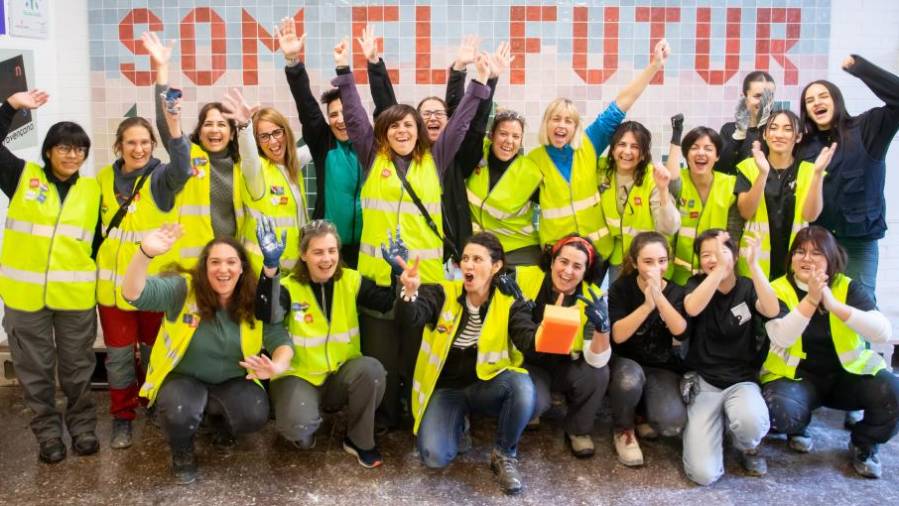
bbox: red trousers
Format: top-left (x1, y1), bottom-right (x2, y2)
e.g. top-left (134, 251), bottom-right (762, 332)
top-left (98, 305), bottom-right (163, 420)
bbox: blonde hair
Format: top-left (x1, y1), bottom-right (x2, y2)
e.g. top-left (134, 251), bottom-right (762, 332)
top-left (252, 107), bottom-right (301, 187)
top-left (537, 98), bottom-right (584, 150)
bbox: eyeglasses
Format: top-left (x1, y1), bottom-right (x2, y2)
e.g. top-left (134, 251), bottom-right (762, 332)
top-left (420, 110), bottom-right (447, 119)
top-left (55, 145), bottom-right (88, 157)
top-left (258, 128), bottom-right (285, 144)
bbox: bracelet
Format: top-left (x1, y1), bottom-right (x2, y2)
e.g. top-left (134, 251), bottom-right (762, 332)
top-left (139, 244), bottom-right (155, 260)
top-left (400, 285), bottom-right (418, 303)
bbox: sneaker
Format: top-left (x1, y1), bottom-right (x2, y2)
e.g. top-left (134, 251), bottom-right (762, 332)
top-left (38, 438), bottom-right (66, 464)
top-left (844, 410), bottom-right (864, 430)
top-left (72, 432), bottom-right (99, 456)
top-left (171, 447), bottom-right (198, 485)
top-left (287, 434), bottom-right (316, 450)
top-left (849, 442), bottom-right (881, 479)
top-left (110, 419), bottom-right (133, 449)
top-left (490, 449), bottom-right (524, 495)
top-left (636, 422), bottom-right (658, 440)
top-left (613, 429), bottom-right (644, 467)
top-left (458, 416), bottom-right (472, 454)
top-left (343, 437), bottom-right (383, 468)
top-left (738, 448), bottom-right (768, 477)
top-left (566, 433), bottom-right (595, 458)
top-left (788, 432), bottom-right (813, 453)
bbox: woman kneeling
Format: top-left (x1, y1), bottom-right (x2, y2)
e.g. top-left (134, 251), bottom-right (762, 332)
top-left (398, 232), bottom-right (537, 495)
top-left (123, 225), bottom-right (294, 484)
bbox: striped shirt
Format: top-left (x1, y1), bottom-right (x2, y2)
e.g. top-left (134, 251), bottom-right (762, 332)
top-left (453, 298), bottom-right (482, 349)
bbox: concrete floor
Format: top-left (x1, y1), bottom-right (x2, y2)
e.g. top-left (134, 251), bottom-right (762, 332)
top-left (1, 387), bottom-right (898, 505)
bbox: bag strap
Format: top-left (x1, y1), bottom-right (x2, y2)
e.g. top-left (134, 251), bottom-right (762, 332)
top-left (103, 167), bottom-right (155, 238)
top-left (395, 167), bottom-right (461, 263)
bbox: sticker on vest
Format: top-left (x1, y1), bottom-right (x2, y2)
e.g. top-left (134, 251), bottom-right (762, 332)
top-left (128, 203), bottom-right (137, 214)
top-left (634, 196), bottom-right (643, 206)
top-left (381, 168), bottom-right (391, 178)
top-left (599, 182), bottom-right (611, 193)
top-left (191, 167), bottom-right (206, 178)
top-left (292, 302), bottom-right (310, 320)
top-left (24, 190), bottom-right (37, 201)
top-left (730, 301), bottom-right (752, 325)
top-left (304, 313), bottom-right (314, 323)
top-left (689, 211), bottom-right (699, 219)
top-left (270, 185), bottom-right (285, 196)
top-left (279, 196), bottom-right (289, 205)
top-left (29, 178), bottom-right (40, 188)
top-left (688, 199), bottom-right (695, 208)
top-left (36, 193), bottom-right (47, 203)
top-left (192, 157), bottom-right (208, 168)
top-left (270, 196), bottom-right (281, 206)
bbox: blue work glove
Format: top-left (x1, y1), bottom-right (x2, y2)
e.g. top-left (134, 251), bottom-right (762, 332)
top-left (380, 226), bottom-right (409, 277)
top-left (256, 215), bottom-right (287, 269)
top-left (576, 287), bottom-right (610, 334)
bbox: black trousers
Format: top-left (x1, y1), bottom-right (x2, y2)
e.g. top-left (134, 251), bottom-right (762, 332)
top-left (525, 357), bottom-right (609, 435)
top-left (155, 373), bottom-right (269, 450)
top-left (763, 368), bottom-right (899, 448)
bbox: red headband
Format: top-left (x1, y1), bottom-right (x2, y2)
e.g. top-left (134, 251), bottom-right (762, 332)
top-left (552, 236), bottom-right (596, 268)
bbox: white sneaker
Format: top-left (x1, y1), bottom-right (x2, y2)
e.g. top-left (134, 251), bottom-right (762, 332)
top-left (613, 429), bottom-right (644, 467)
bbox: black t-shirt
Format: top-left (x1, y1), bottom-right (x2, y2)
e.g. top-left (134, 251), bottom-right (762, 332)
top-left (793, 278), bottom-right (877, 378)
top-left (735, 161), bottom-right (800, 280)
top-left (684, 275), bottom-right (788, 388)
top-left (608, 272), bottom-right (687, 371)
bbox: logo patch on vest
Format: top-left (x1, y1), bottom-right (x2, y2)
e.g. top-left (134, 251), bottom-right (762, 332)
top-left (437, 324), bottom-right (448, 333)
top-left (279, 196), bottom-right (289, 205)
top-left (633, 196), bottom-right (643, 206)
top-left (191, 167), bottom-right (206, 178)
top-left (381, 168), bottom-right (391, 178)
top-left (304, 313), bottom-right (314, 324)
top-left (270, 185), bottom-right (285, 196)
top-left (192, 157), bottom-right (208, 168)
top-left (689, 211), bottom-right (699, 219)
top-left (29, 178), bottom-right (40, 188)
top-left (183, 313), bottom-right (200, 328)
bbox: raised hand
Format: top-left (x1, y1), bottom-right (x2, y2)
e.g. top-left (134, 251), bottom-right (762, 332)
top-left (380, 227), bottom-right (409, 277)
top-left (756, 87), bottom-right (775, 126)
top-left (239, 354), bottom-right (287, 381)
top-left (743, 232), bottom-right (761, 266)
top-left (397, 256), bottom-right (421, 301)
top-left (334, 38), bottom-right (350, 68)
top-left (652, 38), bottom-right (671, 68)
top-left (453, 34), bottom-right (481, 71)
top-left (713, 231), bottom-right (733, 272)
top-left (488, 41), bottom-right (513, 79)
top-left (356, 25), bottom-right (379, 65)
top-left (751, 140), bottom-right (770, 174)
top-left (577, 287), bottom-right (610, 334)
top-left (7, 90), bottom-right (49, 110)
top-left (842, 55), bottom-right (856, 71)
top-left (256, 215), bottom-right (287, 269)
top-left (141, 31), bottom-right (174, 66)
top-left (495, 271), bottom-right (525, 301)
top-left (275, 17), bottom-right (305, 61)
top-left (221, 88), bottom-right (258, 126)
top-left (474, 51), bottom-right (490, 84)
top-left (141, 223), bottom-right (183, 258)
top-left (814, 142), bottom-right (838, 175)
top-left (806, 266), bottom-right (828, 305)
top-left (652, 162), bottom-right (672, 191)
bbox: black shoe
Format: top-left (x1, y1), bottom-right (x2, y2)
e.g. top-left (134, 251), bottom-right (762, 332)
top-left (172, 447), bottom-right (198, 484)
top-left (39, 438), bottom-right (66, 464)
top-left (738, 448), bottom-right (768, 477)
top-left (490, 449), bottom-right (524, 495)
top-left (212, 430), bottom-right (237, 451)
top-left (110, 419), bottom-right (133, 449)
top-left (72, 432), bottom-right (99, 456)
top-left (342, 437), bottom-right (383, 468)
top-left (849, 442), bottom-right (881, 479)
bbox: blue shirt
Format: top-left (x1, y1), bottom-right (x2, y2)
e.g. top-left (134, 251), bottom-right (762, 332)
top-left (546, 101), bottom-right (626, 182)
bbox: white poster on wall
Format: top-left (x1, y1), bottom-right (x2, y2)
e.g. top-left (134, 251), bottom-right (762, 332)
top-left (8, 0), bottom-right (49, 39)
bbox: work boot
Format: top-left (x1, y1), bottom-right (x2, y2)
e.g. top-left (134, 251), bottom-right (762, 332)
top-left (788, 431), bottom-right (813, 453)
top-left (38, 438), bottom-right (66, 464)
top-left (613, 429), bottom-right (644, 467)
top-left (110, 419), bottom-right (133, 449)
top-left (566, 433), bottom-right (595, 458)
top-left (171, 446), bottom-right (198, 485)
top-left (72, 432), bottom-right (99, 456)
top-left (738, 448), bottom-right (768, 477)
top-left (490, 449), bottom-right (524, 495)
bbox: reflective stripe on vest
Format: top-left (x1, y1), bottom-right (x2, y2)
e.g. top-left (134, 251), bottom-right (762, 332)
top-left (278, 269), bottom-right (363, 386)
top-left (140, 275), bottom-right (263, 404)
top-left (173, 143), bottom-right (244, 269)
top-left (672, 169), bottom-right (737, 285)
top-left (411, 281), bottom-right (526, 434)
top-left (597, 158), bottom-right (658, 266)
top-left (96, 164), bottom-right (178, 309)
top-left (358, 153), bottom-right (444, 286)
top-left (760, 274), bottom-right (885, 383)
top-left (527, 137), bottom-right (613, 257)
top-left (239, 158), bottom-right (307, 276)
top-left (0, 162), bottom-right (100, 311)
top-left (735, 159), bottom-right (816, 279)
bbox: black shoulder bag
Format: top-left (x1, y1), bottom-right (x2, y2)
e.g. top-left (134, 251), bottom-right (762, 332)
top-left (103, 168), bottom-right (156, 238)
top-left (395, 168), bottom-right (461, 263)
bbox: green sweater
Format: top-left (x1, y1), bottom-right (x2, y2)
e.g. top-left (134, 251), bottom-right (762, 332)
top-left (133, 275), bottom-right (290, 385)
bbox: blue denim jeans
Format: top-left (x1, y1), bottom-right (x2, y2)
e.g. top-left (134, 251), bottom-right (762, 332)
top-left (840, 238), bottom-right (879, 301)
top-left (416, 370), bottom-right (536, 468)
